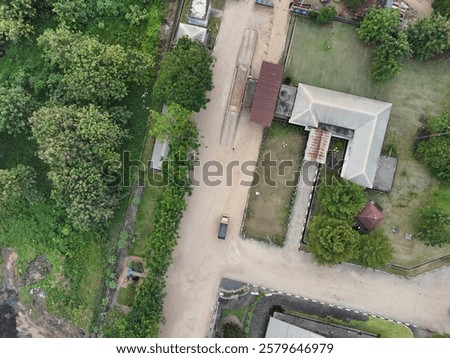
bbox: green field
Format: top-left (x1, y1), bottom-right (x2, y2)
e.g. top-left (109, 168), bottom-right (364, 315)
top-left (285, 17), bottom-right (450, 268)
top-left (243, 122), bottom-right (306, 246)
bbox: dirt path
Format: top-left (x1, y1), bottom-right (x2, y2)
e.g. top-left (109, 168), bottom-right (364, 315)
top-left (160, 0), bottom-right (450, 338)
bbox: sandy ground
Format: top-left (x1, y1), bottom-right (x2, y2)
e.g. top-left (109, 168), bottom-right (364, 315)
top-left (160, 0), bottom-right (450, 337)
top-left (405, 0), bottom-right (433, 17)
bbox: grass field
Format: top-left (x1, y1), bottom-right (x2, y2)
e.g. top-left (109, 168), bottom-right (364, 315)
top-left (285, 17), bottom-right (450, 268)
top-left (243, 122), bottom-right (306, 246)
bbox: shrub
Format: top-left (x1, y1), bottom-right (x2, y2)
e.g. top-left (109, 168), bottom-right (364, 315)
top-left (317, 7), bottom-right (337, 25)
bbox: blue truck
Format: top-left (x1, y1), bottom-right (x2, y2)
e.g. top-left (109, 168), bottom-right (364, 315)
top-left (218, 215), bottom-right (229, 240)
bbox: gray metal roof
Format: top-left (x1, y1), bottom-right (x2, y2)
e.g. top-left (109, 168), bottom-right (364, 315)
top-left (150, 139), bottom-right (169, 171)
top-left (175, 23), bottom-right (207, 44)
top-left (265, 317), bottom-right (323, 338)
top-left (290, 84), bottom-right (392, 188)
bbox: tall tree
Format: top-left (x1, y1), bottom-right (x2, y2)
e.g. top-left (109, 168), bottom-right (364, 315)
top-left (317, 175), bottom-right (366, 222)
top-left (308, 215), bottom-right (360, 265)
top-left (0, 84), bottom-right (35, 135)
top-left (0, 0), bottom-right (37, 42)
top-left (317, 6), bottom-right (337, 25)
top-left (152, 37), bottom-right (213, 112)
top-left (370, 31), bottom-right (411, 82)
top-left (0, 164), bottom-right (39, 212)
top-left (30, 105), bottom-right (125, 231)
top-left (357, 230), bottom-right (393, 268)
top-left (357, 8), bottom-right (401, 45)
top-left (38, 27), bottom-right (153, 104)
top-left (432, 0), bottom-right (450, 18)
top-left (416, 111), bottom-right (450, 182)
top-left (407, 15), bottom-right (450, 61)
top-left (415, 206), bottom-right (450, 246)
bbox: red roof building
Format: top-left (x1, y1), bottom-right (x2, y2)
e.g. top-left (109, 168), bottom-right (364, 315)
top-left (250, 61), bottom-right (284, 127)
top-left (357, 201), bottom-right (384, 231)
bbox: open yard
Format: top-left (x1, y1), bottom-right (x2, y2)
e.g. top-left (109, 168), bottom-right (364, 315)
top-left (243, 122), bottom-right (306, 246)
top-left (285, 17), bottom-right (450, 269)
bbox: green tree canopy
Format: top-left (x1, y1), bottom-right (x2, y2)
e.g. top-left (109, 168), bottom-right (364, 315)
top-left (370, 31), bottom-right (411, 82)
top-left (0, 0), bottom-right (37, 42)
top-left (407, 15), bottom-right (450, 61)
top-left (343, 0), bottom-right (365, 10)
top-left (222, 322), bottom-right (245, 338)
top-left (317, 6), bottom-right (337, 25)
top-left (415, 206), bottom-right (450, 246)
top-left (38, 27), bottom-right (153, 104)
top-left (0, 83), bottom-right (35, 135)
top-left (416, 111), bottom-right (450, 182)
top-left (357, 230), bottom-right (393, 268)
top-left (432, 0), bottom-right (450, 18)
top-left (357, 8), bottom-right (401, 45)
top-left (152, 37), bottom-right (213, 112)
top-left (149, 103), bottom-right (197, 144)
top-left (308, 216), bottom-right (360, 265)
top-left (0, 164), bottom-right (39, 213)
top-left (317, 175), bottom-right (366, 222)
top-left (30, 104), bottom-right (125, 231)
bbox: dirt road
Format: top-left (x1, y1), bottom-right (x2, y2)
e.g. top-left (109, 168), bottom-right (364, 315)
top-left (160, 0), bottom-right (450, 337)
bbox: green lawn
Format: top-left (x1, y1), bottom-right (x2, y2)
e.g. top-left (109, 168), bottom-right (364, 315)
top-left (221, 307), bottom-right (247, 322)
top-left (243, 122), bottom-right (306, 246)
top-left (117, 284), bottom-right (138, 307)
top-left (285, 17), bottom-right (450, 268)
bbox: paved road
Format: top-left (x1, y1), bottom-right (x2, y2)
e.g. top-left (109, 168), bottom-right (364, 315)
top-left (160, 0), bottom-right (450, 337)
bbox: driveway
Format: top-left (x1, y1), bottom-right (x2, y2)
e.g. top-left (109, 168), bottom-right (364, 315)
top-left (160, 0), bottom-right (450, 337)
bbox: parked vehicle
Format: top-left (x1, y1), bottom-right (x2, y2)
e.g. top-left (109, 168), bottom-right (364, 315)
top-left (218, 215), bottom-right (229, 240)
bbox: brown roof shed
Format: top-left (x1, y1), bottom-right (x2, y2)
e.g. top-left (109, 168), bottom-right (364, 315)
top-left (357, 201), bottom-right (384, 231)
top-left (250, 61), bottom-right (284, 127)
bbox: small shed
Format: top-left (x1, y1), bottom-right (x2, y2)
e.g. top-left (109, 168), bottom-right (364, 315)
top-left (188, 0), bottom-right (211, 28)
top-left (175, 23), bottom-right (207, 44)
top-left (150, 139), bottom-right (169, 172)
top-left (357, 201), bottom-right (384, 231)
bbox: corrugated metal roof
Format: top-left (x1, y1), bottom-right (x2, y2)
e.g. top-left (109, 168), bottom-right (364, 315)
top-left (250, 61), bottom-right (284, 127)
top-left (304, 128), bottom-right (331, 164)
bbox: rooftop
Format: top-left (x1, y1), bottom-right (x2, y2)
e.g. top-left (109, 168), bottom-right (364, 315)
top-left (250, 61), bottom-right (284, 127)
top-left (289, 84), bottom-right (392, 188)
top-left (265, 317), bottom-right (323, 338)
top-left (175, 23), bottom-right (207, 44)
top-left (357, 200), bottom-right (384, 231)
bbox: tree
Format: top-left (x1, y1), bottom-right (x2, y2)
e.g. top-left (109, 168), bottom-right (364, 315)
top-left (415, 111), bottom-right (450, 181)
top-left (416, 137), bottom-right (450, 181)
top-left (407, 15), bottom-right (450, 61)
top-left (152, 37), bottom-right (213, 112)
top-left (357, 8), bottom-right (401, 45)
top-left (30, 105), bottom-right (125, 231)
top-left (49, 0), bottom-right (91, 29)
top-left (222, 322), bottom-right (244, 338)
top-left (357, 230), bottom-right (393, 268)
top-left (149, 103), bottom-right (197, 143)
top-left (343, 0), bottom-right (365, 10)
top-left (38, 27), bottom-right (153, 104)
top-left (0, 165), bottom-right (39, 213)
top-left (317, 6), bottom-right (337, 25)
top-left (0, 84), bottom-right (35, 134)
top-left (308, 216), bottom-right (360, 265)
top-left (370, 31), bottom-right (411, 82)
top-left (415, 206), bottom-right (450, 246)
top-left (432, 0), bottom-right (450, 18)
top-left (317, 175), bottom-right (366, 222)
top-left (0, 0), bottom-right (37, 42)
